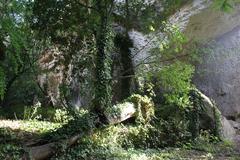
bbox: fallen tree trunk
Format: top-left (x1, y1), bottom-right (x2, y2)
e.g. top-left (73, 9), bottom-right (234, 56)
top-left (25, 134), bottom-right (82, 160)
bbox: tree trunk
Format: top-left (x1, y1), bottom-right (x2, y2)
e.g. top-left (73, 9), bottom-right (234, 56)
top-left (94, 1), bottom-right (114, 122)
top-left (26, 134), bottom-right (82, 160)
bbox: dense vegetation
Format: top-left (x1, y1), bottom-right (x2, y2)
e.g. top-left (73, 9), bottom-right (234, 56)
top-left (0, 0), bottom-right (240, 159)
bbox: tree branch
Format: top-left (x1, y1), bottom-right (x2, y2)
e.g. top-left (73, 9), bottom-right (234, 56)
top-left (113, 53), bottom-right (190, 80)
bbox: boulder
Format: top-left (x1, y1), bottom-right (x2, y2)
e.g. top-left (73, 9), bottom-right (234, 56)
top-left (193, 89), bottom-right (236, 140)
top-left (105, 94), bottom-right (154, 124)
top-left (105, 102), bottom-right (136, 124)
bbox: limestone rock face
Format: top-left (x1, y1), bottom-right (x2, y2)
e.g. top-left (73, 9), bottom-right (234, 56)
top-left (38, 47), bottom-right (65, 106)
top-left (229, 120), bottom-right (240, 134)
top-left (184, 5), bottom-right (240, 121)
top-left (38, 47), bottom-right (90, 108)
top-left (220, 116), bottom-right (236, 141)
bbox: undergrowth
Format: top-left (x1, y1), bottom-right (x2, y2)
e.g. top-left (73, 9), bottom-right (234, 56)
top-left (51, 123), bottom-right (238, 160)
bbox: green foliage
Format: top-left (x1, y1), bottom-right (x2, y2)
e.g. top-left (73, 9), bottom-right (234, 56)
top-left (62, 95), bottom-right (191, 151)
top-left (20, 120), bottom-right (62, 134)
top-left (161, 23), bottom-right (188, 56)
top-left (157, 62), bottom-right (195, 108)
top-left (31, 0), bottom-right (94, 42)
top-left (94, 23), bottom-right (114, 113)
top-left (0, 0), bottom-right (27, 71)
top-left (53, 108), bottom-right (73, 124)
top-left (0, 128), bottom-right (19, 143)
top-left (212, 102), bottom-right (222, 138)
top-left (30, 0), bottom-right (194, 114)
top-left (127, 94), bottom-right (155, 124)
top-left (139, 82), bottom-right (156, 98)
top-left (115, 0), bottom-right (190, 33)
top-left (188, 89), bottom-right (202, 139)
top-left (23, 102), bottom-right (41, 120)
top-left (136, 24), bottom-right (196, 110)
top-left (1, 1), bottom-right (239, 159)
top-left (43, 109), bottom-right (96, 141)
top-left (122, 120), bottom-right (190, 149)
top-left (188, 131), bottom-right (234, 155)
top-left (0, 105), bottom-right (57, 121)
top-left (0, 121), bottom-right (61, 159)
top-left (145, 22), bottom-right (189, 66)
top-left (53, 143), bottom-right (239, 160)
top-left (0, 0), bottom-right (40, 104)
top-left (51, 121), bottom-right (197, 159)
top-left (0, 143), bottom-right (23, 160)
top-left (32, 0), bottom-right (115, 113)
top-left (189, 89), bottom-right (223, 139)
top-left (213, 0), bottom-right (234, 12)
top-left (213, 0), bottom-right (240, 12)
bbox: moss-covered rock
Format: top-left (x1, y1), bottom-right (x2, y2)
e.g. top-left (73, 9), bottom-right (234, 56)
top-left (190, 89), bottom-right (236, 141)
top-left (105, 102), bottom-right (136, 124)
top-left (105, 94), bottom-right (155, 124)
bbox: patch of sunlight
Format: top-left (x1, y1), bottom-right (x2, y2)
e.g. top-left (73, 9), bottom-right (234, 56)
top-left (20, 120), bottom-right (62, 134)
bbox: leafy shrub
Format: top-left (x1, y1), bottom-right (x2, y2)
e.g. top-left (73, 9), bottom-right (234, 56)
top-left (0, 128), bottom-right (18, 143)
top-left (20, 120), bottom-right (62, 134)
top-left (127, 94), bottom-right (155, 124)
top-left (157, 62), bottom-right (195, 108)
top-left (44, 109), bottom-right (96, 141)
top-left (52, 120), bottom-right (192, 159)
top-left (23, 102), bottom-right (42, 120)
top-left (120, 118), bottom-right (191, 149)
top-left (149, 118), bottom-right (191, 147)
top-left (53, 108), bottom-right (73, 124)
top-left (189, 130), bottom-right (234, 154)
top-left (0, 128), bottom-right (24, 159)
top-left (0, 144), bottom-right (24, 160)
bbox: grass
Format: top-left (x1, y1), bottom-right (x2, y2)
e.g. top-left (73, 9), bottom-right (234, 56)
top-left (20, 120), bottom-right (62, 134)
